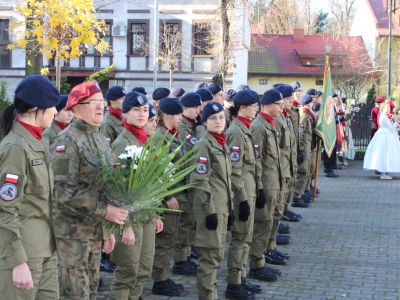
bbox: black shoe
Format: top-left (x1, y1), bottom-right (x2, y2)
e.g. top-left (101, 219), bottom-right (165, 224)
top-left (282, 213), bottom-right (300, 222)
top-left (241, 278), bottom-right (263, 294)
top-left (274, 248), bottom-right (290, 260)
top-left (284, 210), bottom-right (302, 219)
top-left (98, 278), bottom-right (104, 291)
top-left (375, 170), bottom-right (381, 175)
top-left (310, 185), bottom-right (320, 194)
top-left (325, 171), bottom-right (339, 178)
top-left (278, 223), bottom-right (291, 234)
top-left (263, 264), bottom-right (282, 276)
top-left (301, 196), bottom-right (312, 203)
top-left (332, 165), bottom-right (342, 170)
top-left (172, 260), bottom-right (197, 276)
top-left (190, 247), bottom-right (198, 259)
top-left (186, 257), bottom-right (198, 268)
top-left (166, 278), bottom-right (184, 292)
top-left (276, 234), bottom-right (291, 245)
top-left (265, 250), bottom-right (287, 265)
top-left (100, 259), bottom-right (116, 273)
top-left (225, 284), bottom-right (256, 299)
top-left (152, 280), bottom-right (182, 296)
top-left (248, 266), bottom-right (279, 282)
top-left (292, 199), bottom-right (310, 208)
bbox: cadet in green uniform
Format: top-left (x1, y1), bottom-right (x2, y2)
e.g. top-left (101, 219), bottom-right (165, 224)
top-left (248, 89), bottom-right (284, 281)
top-left (195, 89), bottom-right (214, 137)
top-left (225, 90), bottom-right (262, 299)
top-left (175, 92), bottom-right (203, 262)
top-left (99, 85), bottom-right (127, 144)
top-left (209, 84), bottom-right (231, 131)
top-left (43, 94), bottom-right (73, 144)
top-left (0, 75), bottom-right (60, 299)
top-left (152, 87), bottom-right (170, 109)
top-left (190, 102), bottom-right (234, 300)
top-left (152, 97), bottom-right (193, 296)
top-left (51, 81), bottom-right (129, 299)
top-left (109, 92), bottom-right (163, 300)
top-left (293, 94), bottom-right (316, 207)
top-left (144, 104), bottom-right (158, 137)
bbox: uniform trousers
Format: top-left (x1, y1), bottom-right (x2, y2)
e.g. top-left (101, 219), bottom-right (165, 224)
top-left (0, 251), bottom-right (59, 300)
top-left (249, 189), bottom-right (279, 269)
top-left (109, 220), bottom-right (155, 300)
top-left (268, 179), bottom-right (289, 251)
top-left (294, 152), bottom-right (311, 198)
top-left (195, 213), bottom-right (228, 300)
top-left (306, 150), bottom-right (317, 191)
top-left (57, 238), bottom-right (102, 300)
top-left (284, 166), bottom-right (297, 212)
top-left (226, 197), bottom-right (255, 284)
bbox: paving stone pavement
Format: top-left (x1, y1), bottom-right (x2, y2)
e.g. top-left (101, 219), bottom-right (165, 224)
top-left (97, 160), bottom-right (400, 300)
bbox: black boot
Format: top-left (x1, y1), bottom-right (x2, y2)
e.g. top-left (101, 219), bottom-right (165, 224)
top-left (152, 279), bottom-right (182, 296)
top-left (248, 266), bottom-right (279, 282)
top-left (225, 284), bottom-right (256, 299)
top-left (265, 250), bottom-right (287, 265)
top-left (241, 278), bottom-right (263, 294)
top-left (172, 260), bottom-right (197, 276)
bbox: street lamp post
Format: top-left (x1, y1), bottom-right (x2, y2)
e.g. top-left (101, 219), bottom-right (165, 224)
top-left (152, 0), bottom-right (159, 92)
top-left (388, 0), bottom-right (393, 96)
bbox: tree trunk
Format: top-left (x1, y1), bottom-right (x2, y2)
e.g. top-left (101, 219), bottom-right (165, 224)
top-left (25, 5), bottom-right (42, 76)
top-left (56, 50), bottom-right (61, 90)
top-left (169, 68), bottom-right (173, 89)
top-left (218, 0), bottom-right (230, 90)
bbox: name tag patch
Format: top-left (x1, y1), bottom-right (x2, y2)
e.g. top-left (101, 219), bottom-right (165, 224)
top-left (32, 159), bottom-right (43, 166)
top-left (0, 183), bottom-right (18, 201)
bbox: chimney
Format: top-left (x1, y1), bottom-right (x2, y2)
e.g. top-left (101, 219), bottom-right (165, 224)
top-left (293, 28), bottom-right (305, 43)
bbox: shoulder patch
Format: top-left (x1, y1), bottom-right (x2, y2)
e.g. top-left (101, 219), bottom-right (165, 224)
top-left (199, 156), bottom-right (208, 163)
top-left (187, 135), bottom-right (198, 145)
top-left (5, 173), bottom-right (18, 184)
top-left (230, 151), bottom-right (240, 162)
top-left (56, 145), bottom-right (66, 152)
top-left (300, 125), bottom-right (304, 133)
top-left (0, 183), bottom-right (18, 201)
top-left (231, 146), bottom-right (239, 152)
top-left (196, 163), bottom-right (207, 174)
top-left (106, 138), bottom-right (112, 143)
top-left (254, 144), bottom-right (260, 158)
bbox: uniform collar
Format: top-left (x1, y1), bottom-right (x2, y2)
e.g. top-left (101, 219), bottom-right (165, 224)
top-left (256, 114), bottom-right (276, 132)
top-left (11, 121), bottom-right (44, 152)
top-left (73, 117), bottom-right (99, 134)
top-left (121, 127), bottom-right (144, 146)
top-left (204, 130), bottom-right (227, 152)
top-left (232, 117), bottom-right (252, 134)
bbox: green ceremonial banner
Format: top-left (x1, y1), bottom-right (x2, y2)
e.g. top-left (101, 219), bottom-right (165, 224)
top-left (315, 57), bottom-right (336, 157)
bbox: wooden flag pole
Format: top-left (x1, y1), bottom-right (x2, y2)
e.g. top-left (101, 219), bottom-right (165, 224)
top-left (313, 138), bottom-right (321, 201)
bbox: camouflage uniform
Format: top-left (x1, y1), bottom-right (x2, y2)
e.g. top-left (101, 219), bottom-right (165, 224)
top-left (152, 126), bottom-right (189, 281)
top-left (43, 121), bottom-right (63, 144)
top-left (109, 127), bottom-right (156, 300)
top-left (0, 121), bottom-right (58, 299)
top-left (51, 117), bottom-right (113, 300)
top-left (99, 110), bottom-right (123, 144)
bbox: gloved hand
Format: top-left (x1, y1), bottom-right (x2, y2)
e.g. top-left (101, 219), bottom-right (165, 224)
top-left (299, 150), bottom-right (305, 164)
top-left (256, 189), bottom-right (267, 209)
top-left (194, 115), bottom-right (202, 129)
top-left (205, 213), bottom-right (218, 230)
top-left (227, 210), bottom-right (236, 226)
top-left (239, 200), bottom-right (250, 222)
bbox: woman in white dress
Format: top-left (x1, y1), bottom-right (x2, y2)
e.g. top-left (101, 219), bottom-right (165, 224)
top-left (363, 103), bottom-right (400, 179)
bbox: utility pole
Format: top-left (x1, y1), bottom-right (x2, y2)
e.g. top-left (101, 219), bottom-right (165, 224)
top-left (152, 0), bottom-right (159, 93)
top-left (388, 0), bottom-right (393, 96)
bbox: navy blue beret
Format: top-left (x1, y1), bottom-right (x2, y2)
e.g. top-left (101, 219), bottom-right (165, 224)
top-left (233, 90), bottom-right (259, 106)
top-left (171, 87), bottom-right (186, 98)
top-left (260, 89), bottom-right (283, 105)
top-left (106, 86), bottom-right (127, 100)
top-left (306, 88), bottom-right (318, 96)
top-left (122, 91), bottom-right (149, 113)
top-left (201, 102), bottom-right (224, 123)
top-left (15, 75), bottom-right (60, 109)
top-left (332, 92), bottom-right (338, 97)
top-left (132, 87), bottom-right (147, 95)
top-left (223, 89), bottom-right (236, 101)
top-left (236, 84), bottom-right (250, 91)
top-left (314, 103), bottom-right (321, 111)
top-left (194, 82), bottom-right (208, 91)
top-left (196, 89), bottom-right (214, 101)
top-left (208, 84), bottom-right (222, 95)
top-left (272, 83), bottom-right (285, 88)
top-left (273, 84), bottom-right (294, 98)
top-left (290, 81), bottom-right (301, 89)
top-left (159, 97), bottom-right (183, 115)
top-left (181, 92), bottom-right (202, 107)
top-left (153, 87), bottom-right (170, 100)
top-left (317, 90), bottom-right (323, 97)
top-left (148, 103), bottom-right (157, 119)
top-left (56, 94), bottom-right (69, 112)
top-left (300, 95), bottom-right (313, 105)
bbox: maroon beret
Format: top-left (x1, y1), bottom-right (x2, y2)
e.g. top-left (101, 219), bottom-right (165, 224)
top-left (65, 81), bottom-right (102, 110)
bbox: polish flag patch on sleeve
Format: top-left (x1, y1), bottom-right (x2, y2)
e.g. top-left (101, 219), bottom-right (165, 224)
top-left (186, 134), bottom-right (193, 140)
top-left (56, 145), bottom-right (66, 152)
top-left (232, 146), bottom-right (239, 152)
top-left (199, 157), bottom-right (207, 163)
top-left (106, 138), bottom-right (111, 143)
top-left (5, 174), bottom-right (18, 184)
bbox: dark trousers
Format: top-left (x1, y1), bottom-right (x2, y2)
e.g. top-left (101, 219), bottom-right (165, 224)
top-left (322, 147), bottom-right (337, 170)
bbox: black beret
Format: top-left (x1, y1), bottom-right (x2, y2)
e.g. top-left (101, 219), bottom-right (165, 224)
top-left (300, 95), bottom-right (313, 105)
top-left (194, 82), bottom-right (208, 90)
top-left (159, 97), bottom-right (183, 115)
top-left (273, 84), bottom-right (294, 98)
top-left (260, 89), bottom-right (283, 105)
top-left (208, 84), bottom-right (223, 95)
top-left (122, 91), bottom-right (149, 113)
top-left (290, 81), bottom-right (301, 89)
top-left (317, 90), bottom-right (323, 97)
top-left (236, 84), bottom-right (250, 91)
top-left (56, 95), bottom-right (69, 112)
top-left (314, 103), bottom-right (321, 111)
top-left (153, 87), bottom-right (170, 100)
top-left (306, 88), bottom-right (318, 96)
top-left (272, 83), bottom-right (285, 88)
top-left (132, 87), bottom-right (147, 95)
top-left (201, 102), bottom-right (224, 123)
top-left (15, 75), bottom-right (60, 109)
top-left (148, 103), bottom-right (157, 119)
top-left (223, 89), bottom-right (236, 101)
top-left (196, 89), bottom-right (214, 101)
top-left (106, 86), bottom-right (127, 100)
top-left (181, 92), bottom-right (202, 107)
top-left (171, 87), bottom-right (186, 98)
top-left (233, 90), bottom-right (259, 106)
top-left (332, 92), bottom-right (338, 97)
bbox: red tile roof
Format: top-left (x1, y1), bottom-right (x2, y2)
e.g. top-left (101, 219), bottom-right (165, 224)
top-left (367, 0), bottom-right (400, 36)
top-left (249, 33), bottom-right (376, 77)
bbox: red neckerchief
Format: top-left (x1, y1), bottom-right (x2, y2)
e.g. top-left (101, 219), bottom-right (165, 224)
top-left (303, 108), bottom-right (316, 125)
top-left (209, 131), bottom-right (226, 148)
top-left (283, 109), bottom-right (290, 118)
top-left (154, 102), bottom-right (159, 108)
top-left (236, 115), bottom-right (251, 129)
top-left (123, 121), bottom-right (148, 144)
top-left (53, 119), bottom-right (69, 130)
top-left (259, 111), bottom-right (276, 128)
top-left (108, 107), bottom-right (124, 122)
top-left (163, 126), bottom-right (179, 138)
top-left (183, 114), bottom-right (196, 124)
top-left (292, 100), bottom-right (300, 107)
top-left (199, 110), bottom-right (203, 115)
top-left (15, 118), bottom-right (43, 140)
